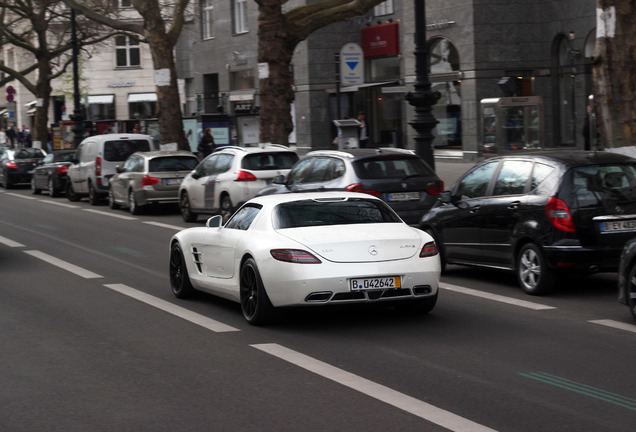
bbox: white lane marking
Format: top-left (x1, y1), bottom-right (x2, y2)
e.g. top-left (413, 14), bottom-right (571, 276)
top-left (41, 200), bottom-right (80, 209)
top-left (440, 282), bottom-right (556, 310)
top-left (0, 235), bottom-right (25, 248)
top-left (24, 250), bottom-right (102, 279)
top-left (252, 343), bottom-right (497, 432)
top-left (6, 193), bottom-right (37, 200)
top-left (82, 209), bottom-right (137, 220)
top-left (144, 221), bottom-right (184, 231)
top-left (589, 319), bottom-right (636, 333)
top-left (104, 283), bottom-right (240, 333)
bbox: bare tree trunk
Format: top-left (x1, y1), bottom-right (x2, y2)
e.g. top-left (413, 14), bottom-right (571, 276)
top-left (592, 0), bottom-right (636, 148)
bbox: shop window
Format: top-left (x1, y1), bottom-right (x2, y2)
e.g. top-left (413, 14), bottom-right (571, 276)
top-left (231, 69), bottom-right (255, 90)
top-left (368, 57), bottom-right (400, 81)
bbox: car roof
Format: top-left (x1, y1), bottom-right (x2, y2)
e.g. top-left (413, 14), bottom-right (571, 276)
top-left (133, 150), bottom-right (197, 159)
top-left (247, 191), bottom-right (382, 207)
top-left (483, 150), bottom-right (636, 169)
top-left (305, 147), bottom-right (417, 160)
top-left (216, 144), bottom-right (296, 155)
top-left (81, 133), bottom-right (153, 143)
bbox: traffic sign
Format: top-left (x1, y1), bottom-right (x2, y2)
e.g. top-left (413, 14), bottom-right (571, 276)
top-left (340, 43), bottom-right (364, 86)
top-left (6, 93), bottom-right (14, 103)
top-left (6, 85), bottom-right (15, 94)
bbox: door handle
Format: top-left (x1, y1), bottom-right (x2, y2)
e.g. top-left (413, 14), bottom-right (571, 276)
top-left (508, 201), bottom-right (521, 209)
top-left (469, 206), bottom-right (480, 214)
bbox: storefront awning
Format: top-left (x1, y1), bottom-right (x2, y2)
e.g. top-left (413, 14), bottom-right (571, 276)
top-left (128, 93), bottom-right (157, 103)
top-left (88, 95), bottom-right (114, 104)
top-left (326, 81), bottom-right (399, 94)
top-left (25, 100), bottom-right (37, 107)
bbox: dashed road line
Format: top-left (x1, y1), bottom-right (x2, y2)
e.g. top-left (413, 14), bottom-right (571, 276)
top-left (0, 235), bottom-right (25, 248)
top-left (104, 283), bottom-right (240, 333)
top-left (82, 208), bottom-right (137, 220)
top-left (143, 221), bottom-right (184, 230)
top-left (252, 343), bottom-right (498, 432)
top-left (589, 319), bottom-right (636, 333)
top-left (440, 282), bottom-right (556, 310)
top-left (5, 193), bottom-right (37, 200)
top-left (40, 200), bottom-right (80, 209)
top-left (24, 250), bottom-right (103, 279)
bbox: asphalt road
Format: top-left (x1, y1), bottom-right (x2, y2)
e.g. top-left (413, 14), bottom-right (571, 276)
top-left (1, 185), bottom-right (635, 432)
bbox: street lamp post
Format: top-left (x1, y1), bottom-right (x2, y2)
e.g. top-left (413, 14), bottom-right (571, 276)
top-left (70, 8), bottom-right (84, 148)
top-left (406, 0), bottom-right (440, 170)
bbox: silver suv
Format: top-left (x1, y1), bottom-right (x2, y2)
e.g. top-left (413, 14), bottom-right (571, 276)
top-left (256, 148), bottom-right (443, 225)
top-left (178, 144), bottom-right (299, 222)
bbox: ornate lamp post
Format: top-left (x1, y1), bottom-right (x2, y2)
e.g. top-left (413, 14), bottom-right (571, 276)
top-left (406, 0), bottom-right (440, 170)
top-left (70, 8), bottom-right (84, 147)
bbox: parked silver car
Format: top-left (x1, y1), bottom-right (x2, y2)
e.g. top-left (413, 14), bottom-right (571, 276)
top-left (108, 150), bottom-right (199, 214)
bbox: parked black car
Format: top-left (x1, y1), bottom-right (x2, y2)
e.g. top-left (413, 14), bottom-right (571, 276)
top-left (0, 148), bottom-right (47, 188)
top-left (256, 148), bottom-right (443, 225)
top-left (420, 151), bottom-right (636, 295)
top-left (617, 237), bottom-right (636, 321)
top-left (31, 149), bottom-right (76, 197)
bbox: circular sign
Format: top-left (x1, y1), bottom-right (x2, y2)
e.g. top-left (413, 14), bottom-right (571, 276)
top-left (6, 85), bottom-right (15, 94)
top-left (6, 94), bottom-right (14, 103)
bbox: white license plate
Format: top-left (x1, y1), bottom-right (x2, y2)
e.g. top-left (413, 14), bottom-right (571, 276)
top-left (165, 178), bottom-right (182, 185)
top-left (387, 192), bottom-right (419, 202)
top-left (600, 219), bottom-right (636, 233)
top-left (350, 276), bottom-right (401, 291)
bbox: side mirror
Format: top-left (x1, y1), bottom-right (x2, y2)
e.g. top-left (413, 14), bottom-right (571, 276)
top-left (439, 191), bottom-right (452, 204)
top-left (116, 165), bottom-right (124, 173)
top-left (206, 215), bottom-right (223, 228)
top-left (272, 174), bottom-right (286, 185)
top-left (191, 170), bottom-right (201, 180)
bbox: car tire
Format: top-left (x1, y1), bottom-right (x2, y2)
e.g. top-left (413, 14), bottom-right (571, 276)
top-left (170, 242), bottom-right (195, 299)
top-left (108, 187), bottom-right (120, 209)
top-left (31, 178), bottom-right (41, 195)
top-left (3, 171), bottom-right (12, 189)
top-left (516, 243), bottom-right (555, 295)
top-left (48, 177), bottom-right (60, 197)
top-left (180, 191), bottom-right (198, 222)
top-left (240, 258), bottom-right (277, 326)
top-left (395, 291), bottom-right (438, 315)
top-left (128, 189), bottom-right (141, 215)
top-left (88, 181), bottom-right (100, 206)
top-left (626, 263), bottom-right (636, 321)
top-left (220, 194), bottom-right (233, 223)
top-left (66, 181), bottom-right (80, 202)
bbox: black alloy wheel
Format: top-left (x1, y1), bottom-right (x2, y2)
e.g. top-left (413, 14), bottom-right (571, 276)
top-left (31, 178), bottom-right (41, 195)
top-left (170, 242), bottom-right (195, 299)
top-left (239, 258), bottom-right (276, 325)
top-left (516, 243), bottom-right (555, 295)
top-left (128, 189), bottom-right (141, 215)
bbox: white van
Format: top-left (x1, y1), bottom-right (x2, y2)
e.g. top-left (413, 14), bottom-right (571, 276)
top-left (66, 133), bottom-right (157, 204)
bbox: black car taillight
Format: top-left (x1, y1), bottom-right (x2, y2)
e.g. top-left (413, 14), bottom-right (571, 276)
top-left (545, 197), bottom-right (576, 232)
top-left (419, 241), bottom-right (438, 257)
top-left (426, 180), bottom-right (444, 196)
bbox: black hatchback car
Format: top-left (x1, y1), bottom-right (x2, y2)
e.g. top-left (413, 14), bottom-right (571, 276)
top-left (256, 148), bottom-right (443, 225)
top-left (31, 149), bottom-right (76, 197)
top-left (420, 151), bottom-right (636, 295)
top-left (0, 148), bottom-right (47, 188)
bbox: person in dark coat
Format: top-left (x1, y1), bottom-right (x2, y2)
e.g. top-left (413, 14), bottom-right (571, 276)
top-left (197, 128), bottom-right (215, 159)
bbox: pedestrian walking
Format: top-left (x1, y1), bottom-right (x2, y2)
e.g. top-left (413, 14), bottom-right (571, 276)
top-left (6, 125), bottom-right (16, 148)
top-left (197, 128), bottom-right (216, 159)
top-left (357, 112), bottom-right (369, 148)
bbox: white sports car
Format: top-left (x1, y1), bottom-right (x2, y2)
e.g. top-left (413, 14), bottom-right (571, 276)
top-left (169, 192), bottom-right (441, 325)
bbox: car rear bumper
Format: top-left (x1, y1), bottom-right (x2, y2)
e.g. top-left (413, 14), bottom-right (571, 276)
top-left (543, 245), bottom-right (623, 272)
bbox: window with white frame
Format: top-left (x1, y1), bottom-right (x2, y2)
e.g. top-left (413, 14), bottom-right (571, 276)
top-left (202, 0), bottom-right (214, 40)
top-left (119, 0), bottom-right (132, 8)
top-left (374, 0), bottom-right (394, 16)
top-left (233, 0), bottom-right (248, 34)
top-left (115, 36), bottom-right (140, 68)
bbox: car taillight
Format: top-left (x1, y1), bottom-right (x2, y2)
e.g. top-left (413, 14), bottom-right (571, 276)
top-left (141, 175), bottom-right (160, 185)
top-left (95, 157), bottom-right (101, 176)
top-left (345, 183), bottom-right (381, 197)
top-left (419, 241), bottom-right (438, 257)
top-left (235, 170), bottom-right (257, 181)
top-left (6, 162), bottom-right (18, 169)
top-left (57, 166), bottom-right (68, 174)
top-left (545, 197), bottom-right (576, 232)
top-left (426, 180), bottom-right (444, 196)
top-left (270, 249), bottom-right (322, 264)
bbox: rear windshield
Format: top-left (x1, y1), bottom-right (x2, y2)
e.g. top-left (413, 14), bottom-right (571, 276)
top-left (104, 140), bottom-right (152, 162)
top-left (149, 156), bottom-right (198, 172)
top-left (353, 155), bottom-right (435, 179)
top-left (241, 152), bottom-right (299, 171)
top-left (568, 164), bottom-right (636, 206)
top-left (15, 148), bottom-right (45, 159)
top-left (275, 197), bottom-right (401, 229)
top-left (54, 152), bottom-right (76, 162)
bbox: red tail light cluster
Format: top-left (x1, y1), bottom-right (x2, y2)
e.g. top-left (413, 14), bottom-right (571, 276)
top-left (270, 249), bottom-right (322, 264)
top-left (345, 183), bottom-right (381, 197)
top-left (57, 166), bottom-right (68, 174)
top-left (141, 175), bottom-right (160, 186)
top-left (426, 180), bottom-right (444, 196)
top-left (95, 157), bottom-right (102, 186)
top-left (235, 170), bottom-right (257, 182)
top-left (545, 197), bottom-right (576, 232)
top-left (419, 241), bottom-right (438, 257)
top-left (6, 162), bottom-right (18, 169)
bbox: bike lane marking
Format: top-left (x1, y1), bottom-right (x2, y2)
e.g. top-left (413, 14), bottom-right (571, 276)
top-left (252, 343), bottom-right (498, 432)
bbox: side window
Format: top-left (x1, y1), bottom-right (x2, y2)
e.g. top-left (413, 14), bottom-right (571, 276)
top-left (492, 160), bottom-right (533, 196)
top-left (74, 143), bottom-right (84, 161)
top-left (212, 154), bottom-right (234, 174)
top-left (123, 157), bottom-right (137, 172)
top-left (42, 154), bottom-right (54, 164)
top-left (304, 158), bottom-right (333, 183)
top-left (530, 162), bottom-right (553, 190)
top-left (199, 155), bottom-right (218, 176)
top-left (225, 205), bottom-right (260, 230)
top-left (287, 158), bottom-right (314, 185)
top-left (455, 161), bottom-right (498, 199)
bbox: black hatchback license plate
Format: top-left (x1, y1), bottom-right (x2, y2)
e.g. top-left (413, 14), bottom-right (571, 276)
top-left (600, 219), bottom-right (636, 233)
